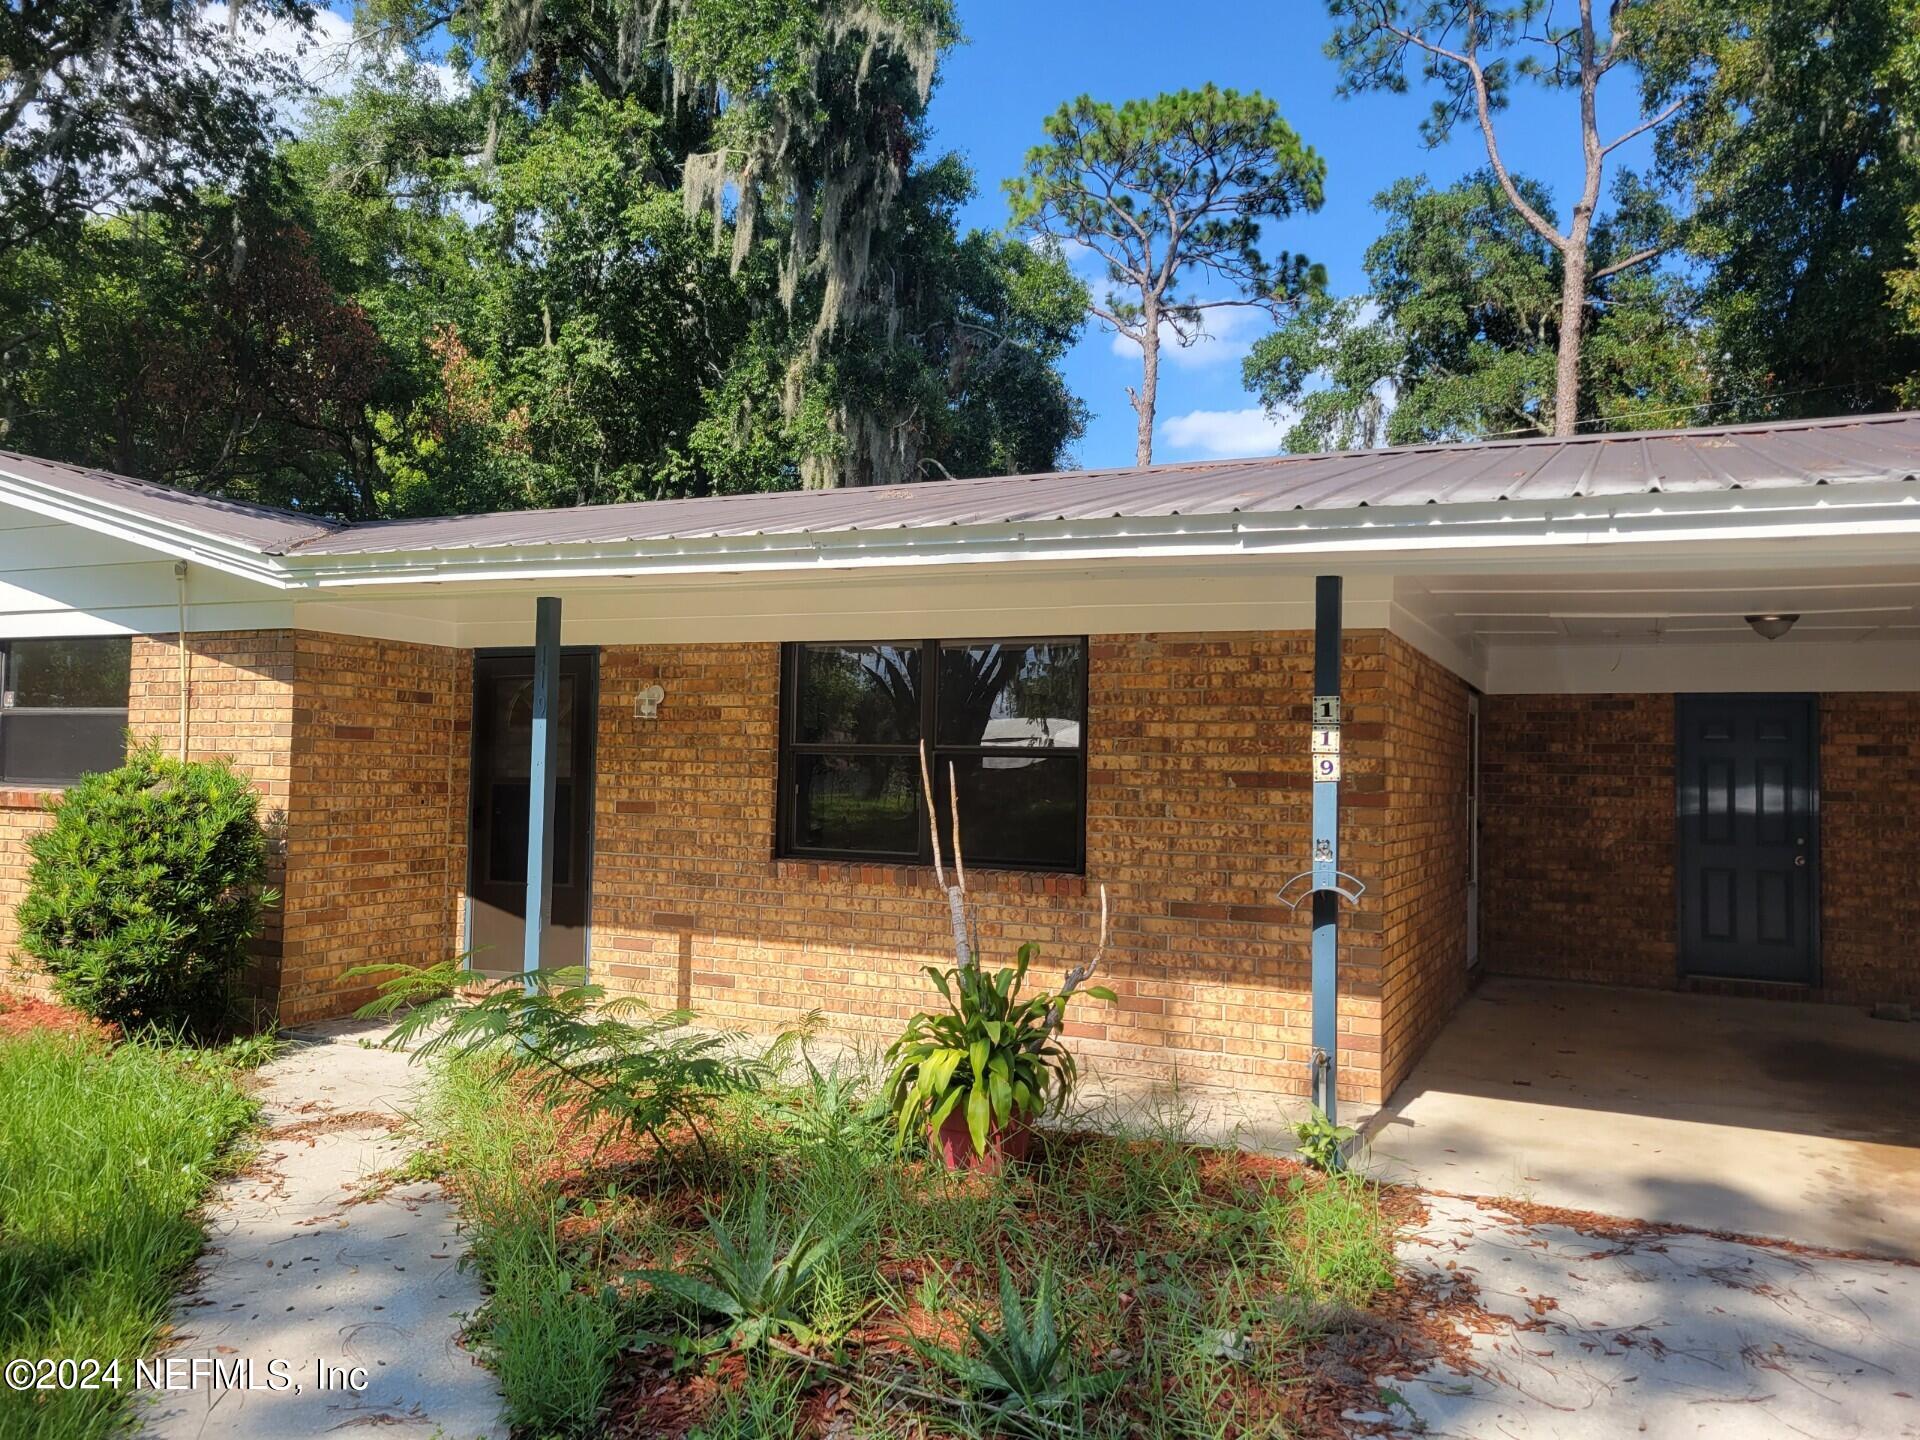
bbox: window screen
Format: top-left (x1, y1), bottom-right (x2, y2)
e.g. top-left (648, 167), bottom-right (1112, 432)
top-left (0, 637), bottom-right (132, 784)
top-left (779, 638), bottom-right (1086, 872)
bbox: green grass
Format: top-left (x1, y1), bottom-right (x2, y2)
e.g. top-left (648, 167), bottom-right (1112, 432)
top-left (0, 1031), bottom-right (256, 1440)
top-left (419, 1051), bottom-right (1405, 1439)
top-left (427, 1055), bottom-right (620, 1437)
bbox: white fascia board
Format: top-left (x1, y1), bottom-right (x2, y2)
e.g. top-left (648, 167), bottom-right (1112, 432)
top-left (0, 470), bottom-right (296, 588)
top-left (8, 467), bottom-right (1918, 598)
top-left (276, 481), bottom-right (1920, 592)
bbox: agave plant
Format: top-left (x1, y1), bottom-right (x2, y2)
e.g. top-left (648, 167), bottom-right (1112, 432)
top-left (633, 1179), bottom-right (863, 1350)
top-left (920, 1261), bottom-right (1120, 1428)
top-left (779, 1058), bottom-right (887, 1155)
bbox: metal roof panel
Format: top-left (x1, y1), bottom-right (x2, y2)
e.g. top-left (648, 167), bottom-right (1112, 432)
top-left (7, 412), bottom-right (1920, 559)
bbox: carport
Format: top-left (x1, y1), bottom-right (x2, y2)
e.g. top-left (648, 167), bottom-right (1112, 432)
top-left (1365, 976), bottom-right (1920, 1256)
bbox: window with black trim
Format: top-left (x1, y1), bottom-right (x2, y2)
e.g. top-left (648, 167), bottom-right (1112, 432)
top-left (0, 637), bottom-right (132, 784)
top-left (779, 638), bottom-right (1086, 872)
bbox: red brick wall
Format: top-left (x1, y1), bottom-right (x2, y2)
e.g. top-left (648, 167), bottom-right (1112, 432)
top-left (1820, 694), bottom-right (1920, 1004)
top-left (588, 632), bottom-right (1400, 1105)
top-left (3, 629), bottom-right (468, 1025)
top-left (278, 633), bottom-right (468, 1025)
top-left (1478, 694), bottom-right (1678, 988)
top-left (128, 631), bottom-right (297, 806)
top-left (0, 793), bottom-right (58, 995)
top-left (1480, 691), bottom-right (1920, 1006)
top-left (1377, 637), bottom-right (1472, 1097)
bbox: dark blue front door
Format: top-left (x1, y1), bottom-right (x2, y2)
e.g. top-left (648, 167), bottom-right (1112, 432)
top-left (1676, 694), bottom-right (1818, 984)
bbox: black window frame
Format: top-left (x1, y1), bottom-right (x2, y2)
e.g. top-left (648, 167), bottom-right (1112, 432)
top-left (0, 635), bottom-right (132, 785)
top-left (776, 637), bottom-right (1088, 874)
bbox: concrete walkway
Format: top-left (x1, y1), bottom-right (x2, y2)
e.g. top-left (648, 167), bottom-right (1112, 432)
top-left (1372, 1192), bottom-right (1920, 1439)
top-left (144, 1020), bottom-right (504, 1440)
top-left (1365, 977), bottom-right (1920, 1257)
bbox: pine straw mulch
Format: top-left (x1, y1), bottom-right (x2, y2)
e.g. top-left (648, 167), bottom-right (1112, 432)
top-left (449, 1082), bottom-right (1499, 1440)
top-left (1449, 1189), bottom-right (1920, 1267)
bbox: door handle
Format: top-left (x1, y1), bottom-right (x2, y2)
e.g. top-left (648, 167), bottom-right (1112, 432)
top-left (1793, 855), bottom-right (1807, 867)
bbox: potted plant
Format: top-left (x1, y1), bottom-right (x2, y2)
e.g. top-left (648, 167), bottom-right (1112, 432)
top-left (884, 748), bottom-right (1115, 1172)
top-left (884, 937), bottom-right (1115, 1171)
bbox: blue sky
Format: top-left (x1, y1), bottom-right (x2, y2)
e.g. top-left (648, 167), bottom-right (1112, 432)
top-left (291, 0), bottom-right (1660, 469)
top-left (923, 0), bottom-right (1658, 467)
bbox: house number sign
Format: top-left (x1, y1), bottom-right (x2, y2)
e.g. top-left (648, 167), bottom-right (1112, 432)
top-left (1311, 694), bottom-right (1342, 781)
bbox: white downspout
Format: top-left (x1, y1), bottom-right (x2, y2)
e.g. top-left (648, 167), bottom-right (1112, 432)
top-left (174, 560), bottom-right (190, 761)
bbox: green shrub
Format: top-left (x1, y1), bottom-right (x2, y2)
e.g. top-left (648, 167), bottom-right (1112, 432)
top-left (17, 745), bottom-right (275, 1033)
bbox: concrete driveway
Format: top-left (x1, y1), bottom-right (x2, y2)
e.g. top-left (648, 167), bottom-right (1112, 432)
top-left (1371, 1193), bottom-right (1920, 1440)
top-left (1363, 977), bottom-right (1920, 1257)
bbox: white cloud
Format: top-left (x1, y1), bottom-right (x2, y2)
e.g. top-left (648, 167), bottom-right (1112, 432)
top-left (1159, 406), bottom-right (1295, 459)
top-left (1108, 304), bottom-right (1267, 371)
top-left (208, 3), bottom-right (467, 113)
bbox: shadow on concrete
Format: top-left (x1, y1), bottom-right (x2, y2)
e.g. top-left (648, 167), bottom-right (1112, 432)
top-left (1360, 976), bottom-right (1920, 1257)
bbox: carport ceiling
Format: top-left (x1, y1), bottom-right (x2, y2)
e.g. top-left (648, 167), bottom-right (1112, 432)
top-left (1399, 565), bottom-right (1920, 648)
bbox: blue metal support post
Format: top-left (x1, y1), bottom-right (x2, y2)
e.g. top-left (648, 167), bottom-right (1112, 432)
top-left (1310, 575), bottom-right (1343, 1122)
top-left (523, 596), bottom-right (562, 987)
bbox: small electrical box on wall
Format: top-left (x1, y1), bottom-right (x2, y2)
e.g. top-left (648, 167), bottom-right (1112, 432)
top-left (635, 683), bottom-right (665, 719)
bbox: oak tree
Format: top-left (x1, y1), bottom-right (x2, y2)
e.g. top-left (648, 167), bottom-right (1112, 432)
top-left (1243, 172), bottom-right (1709, 450)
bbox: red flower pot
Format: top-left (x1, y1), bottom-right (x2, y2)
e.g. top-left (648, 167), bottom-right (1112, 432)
top-left (935, 1107), bottom-right (1033, 1174)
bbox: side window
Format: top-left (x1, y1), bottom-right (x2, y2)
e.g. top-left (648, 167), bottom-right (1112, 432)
top-left (0, 637), bottom-right (132, 784)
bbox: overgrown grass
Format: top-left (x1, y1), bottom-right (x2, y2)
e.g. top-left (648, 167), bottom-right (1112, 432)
top-left (423, 1050), bottom-right (1406, 1439)
top-left (429, 1054), bottom-right (621, 1436)
top-left (0, 1030), bottom-right (256, 1440)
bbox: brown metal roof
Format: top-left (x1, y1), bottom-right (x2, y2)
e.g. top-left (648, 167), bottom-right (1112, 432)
top-left (288, 411), bottom-right (1920, 555)
top-left (0, 449), bottom-right (338, 551)
top-left (7, 412), bottom-right (1920, 559)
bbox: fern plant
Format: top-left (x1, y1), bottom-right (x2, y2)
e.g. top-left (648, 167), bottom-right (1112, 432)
top-left (883, 943), bottom-right (1115, 1159)
top-left (353, 959), bottom-right (767, 1159)
top-left (919, 1261), bottom-right (1119, 1429)
top-left (632, 1179), bottom-right (862, 1350)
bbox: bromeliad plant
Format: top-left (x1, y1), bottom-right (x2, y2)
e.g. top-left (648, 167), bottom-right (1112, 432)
top-left (884, 937), bottom-right (1113, 1160)
top-left (884, 745), bottom-right (1116, 1162)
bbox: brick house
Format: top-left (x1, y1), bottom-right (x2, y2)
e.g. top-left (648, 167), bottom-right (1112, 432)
top-left (2, 412), bottom-right (1916, 1117)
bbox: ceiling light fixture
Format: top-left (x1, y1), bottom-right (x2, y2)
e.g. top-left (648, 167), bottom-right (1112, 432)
top-left (1745, 613), bottom-right (1800, 640)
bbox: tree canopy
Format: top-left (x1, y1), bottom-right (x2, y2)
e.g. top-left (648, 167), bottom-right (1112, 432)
top-left (1640, 0), bottom-right (1920, 418)
top-left (1322, 0), bottom-right (1691, 438)
top-left (0, 0), bottom-right (1088, 516)
top-left (7, 0), bottom-right (1920, 502)
top-left (1007, 85), bottom-right (1325, 464)
top-left (1244, 172), bottom-right (1708, 450)
top-left (0, 0), bottom-right (314, 256)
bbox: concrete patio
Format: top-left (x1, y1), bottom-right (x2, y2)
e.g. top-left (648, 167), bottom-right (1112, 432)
top-left (1362, 977), bottom-right (1920, 1257)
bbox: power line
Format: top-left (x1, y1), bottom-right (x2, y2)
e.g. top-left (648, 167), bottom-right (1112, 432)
top-left (1469, 381), bottom-right (1886, 441)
